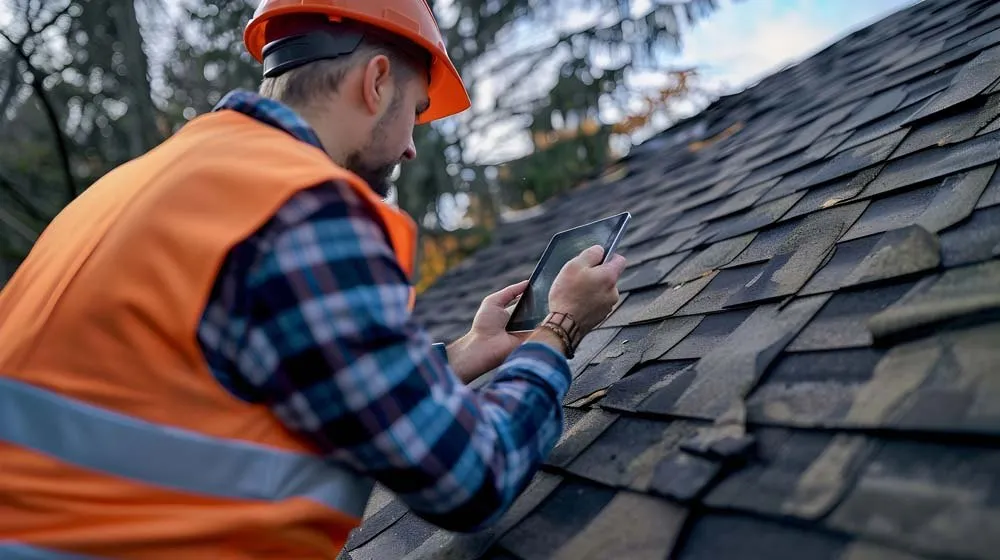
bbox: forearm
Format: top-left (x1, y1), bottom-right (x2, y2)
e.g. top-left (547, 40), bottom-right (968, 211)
top-left (443, 334), bottom-right (481, 383)
top-left (411, 340), bottom-right (571, 530)
top-left (526, 328), bottom-right (568, 357)
top-left (445, 328), bottom-right (568, 384)
top-left (326, 333), bottom-right (571, 531)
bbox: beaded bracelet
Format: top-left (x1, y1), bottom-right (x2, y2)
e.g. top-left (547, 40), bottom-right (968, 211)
top-left (540, 312), bottom-right (583, 359)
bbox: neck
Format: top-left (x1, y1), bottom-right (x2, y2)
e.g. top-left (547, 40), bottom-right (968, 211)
top-left (290, 101), bottom-right (352, 167)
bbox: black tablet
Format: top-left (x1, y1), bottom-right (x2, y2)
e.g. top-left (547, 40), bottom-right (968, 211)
top-left (506, 212), bottom-right (631, 332)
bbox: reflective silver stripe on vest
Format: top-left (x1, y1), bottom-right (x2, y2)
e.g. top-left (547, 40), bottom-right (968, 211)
top-left (0, 543), bottom-right (101, 560)
top-left (0, 377), bottom-right (373, 516)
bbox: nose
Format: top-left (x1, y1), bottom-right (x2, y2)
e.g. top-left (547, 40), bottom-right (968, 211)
top-left (402, 137), bottom-right (417, 161)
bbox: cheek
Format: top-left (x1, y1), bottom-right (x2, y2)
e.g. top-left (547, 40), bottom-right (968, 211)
top-left (398, 110), bottom-right (416, 139)
top-left (392, 118), bottom-right (416, 154)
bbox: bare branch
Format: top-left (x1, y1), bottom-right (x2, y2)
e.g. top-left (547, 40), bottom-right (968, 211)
top-left (0, 168), bottom-right (52, 222)
top-left (0, 27), bottom-right (77, 202)
top-left (0, 205), bottom-right (39, 245)
top-left (23, 0), bottom-right (36, 28)
top-left (0, 0), bottom-right (78, 203)
top-left (0, 56), bottom-right (22, 117)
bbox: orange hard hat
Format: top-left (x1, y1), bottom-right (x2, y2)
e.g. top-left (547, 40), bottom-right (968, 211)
top-left (245, 0), bottom-right (471, 123)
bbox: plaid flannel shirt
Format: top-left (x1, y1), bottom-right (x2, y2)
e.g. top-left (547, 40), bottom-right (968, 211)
top-left (197, 90), bottom-right (571, 531)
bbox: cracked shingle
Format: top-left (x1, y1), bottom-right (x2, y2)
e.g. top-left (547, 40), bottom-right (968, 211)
top-left (565, 323), bottom-right (657, 404)
top-left (841, 225), bottom-right (941, 287)
top-left (705, 429), bottom-right (875, 520)
top-left (787, 281), bottom-right (918, 351)
top-left (632, 272), bottom-right (717, 322)
top-left (939, 205), bottom-right (1000, 266)
top-left (601, 360), bottom-right (698, 413)
top-left (666, 233), bottom-right (757, 284)
top-left (783, 165), bottom-right (885, 221)
top-left (643, 296), bottom-right (830, 420)
top-left (915, 164), bottom-right (996, 231)
top-left (726, 203), bottom-right (868, 306)
top-left (802, 129), bottom-right (910, 188)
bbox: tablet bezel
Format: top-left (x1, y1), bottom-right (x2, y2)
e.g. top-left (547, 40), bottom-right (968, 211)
top-left (505, 212), bottom-right (631, 333)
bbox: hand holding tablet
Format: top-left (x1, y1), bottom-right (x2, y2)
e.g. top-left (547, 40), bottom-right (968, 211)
top-left (506, 213), bottom-right (630, 334)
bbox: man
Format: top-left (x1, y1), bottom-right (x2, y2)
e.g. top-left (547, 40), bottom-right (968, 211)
top-left (0, 0), bottom-right (626, 557)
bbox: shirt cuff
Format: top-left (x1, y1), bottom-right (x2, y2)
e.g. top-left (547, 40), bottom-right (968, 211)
top-left (498, 341), bottom-right (573, 399)
top-left (432, 342), bottom-right (449, 364)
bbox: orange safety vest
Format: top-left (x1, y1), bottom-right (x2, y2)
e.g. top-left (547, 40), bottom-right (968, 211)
top-left (0, 110), bottom-right (418, 559)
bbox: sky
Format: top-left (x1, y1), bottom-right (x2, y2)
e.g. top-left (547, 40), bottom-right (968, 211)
top-left (672, 0), bottom-right (921, 92)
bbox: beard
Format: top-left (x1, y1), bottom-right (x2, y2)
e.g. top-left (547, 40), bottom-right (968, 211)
top-left (344, 95), bottom-right (403, 199)
top-left (345, 151), bottom-right (399, 198)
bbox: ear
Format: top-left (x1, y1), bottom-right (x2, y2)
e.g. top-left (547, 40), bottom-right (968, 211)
top-left (361, 54), bottom-right (394, 116)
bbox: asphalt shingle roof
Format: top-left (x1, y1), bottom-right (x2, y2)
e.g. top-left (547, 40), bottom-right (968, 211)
top-left (342, 1), bottom-right (1000, 558)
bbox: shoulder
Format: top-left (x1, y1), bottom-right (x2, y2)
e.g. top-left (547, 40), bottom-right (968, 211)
top-left (242, 181), bottom-right (398, 280)
top-left (264, 180), bottom-right (392, 248)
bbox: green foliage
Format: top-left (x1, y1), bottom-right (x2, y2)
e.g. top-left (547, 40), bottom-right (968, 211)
top-left (0, 0), bottom-right (729, 286)
top-left (418, 0), bottom-right (726, 217)
top-left (500, 126), bottom-right (611, 209)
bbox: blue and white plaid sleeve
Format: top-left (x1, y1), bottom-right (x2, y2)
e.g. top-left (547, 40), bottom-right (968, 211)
top-left (198, 181), bottom-right (571, 531)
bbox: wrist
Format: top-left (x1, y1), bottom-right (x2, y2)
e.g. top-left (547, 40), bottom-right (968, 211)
top-left (527, 327), bottom-right (569, 357)
top-left (538, 312), bottom-right (582, 358)
top-left (445, 334), bottom-right (475, 380)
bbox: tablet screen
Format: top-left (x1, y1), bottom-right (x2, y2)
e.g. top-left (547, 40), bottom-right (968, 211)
top-left (507, 213), bottom-right (630, 332)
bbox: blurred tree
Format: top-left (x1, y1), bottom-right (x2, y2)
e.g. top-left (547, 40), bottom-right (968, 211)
top-left (0, 0), bottom-right (729, 287)
top-left (397, 0), bottom-right (725, 288)
top-left (413, 0), bottom-right (726, 213)
top-left (159, 0), bottom-right (259, 127)
top-left (0, 0), bottom-right (77, 202)
top-left (56, 0), bottom-right (165, 181)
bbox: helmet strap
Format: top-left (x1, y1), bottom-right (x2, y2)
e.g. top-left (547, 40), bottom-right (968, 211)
top-left (262, 28), bottom-right (365, 78)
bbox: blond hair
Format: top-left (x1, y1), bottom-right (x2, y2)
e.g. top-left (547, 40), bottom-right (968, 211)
top-left (259, 27), bottom-right (426, 109)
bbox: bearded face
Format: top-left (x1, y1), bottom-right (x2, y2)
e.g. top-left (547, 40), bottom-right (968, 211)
top-left (345, 93), bottom-right (406, 198)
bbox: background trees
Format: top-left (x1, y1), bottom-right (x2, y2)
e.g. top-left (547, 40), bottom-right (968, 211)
top-left (0, 0), bottom-right (728, 287)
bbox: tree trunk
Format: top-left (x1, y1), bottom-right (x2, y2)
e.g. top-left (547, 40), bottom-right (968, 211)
top-left (0, 57), bottom-right (22, 118)
top-left (113, 0), bottom-right (160, 157)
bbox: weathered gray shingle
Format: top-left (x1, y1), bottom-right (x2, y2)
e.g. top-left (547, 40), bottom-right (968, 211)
top-left (343, 1), bottom-right (1000, 558)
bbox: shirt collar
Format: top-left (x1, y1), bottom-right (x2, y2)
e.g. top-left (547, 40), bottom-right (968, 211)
top-left (213, 89), bottom-right (325, 152)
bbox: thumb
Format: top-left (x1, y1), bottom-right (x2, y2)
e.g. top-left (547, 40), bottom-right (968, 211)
top-left (485, 279), bottom-right (529, 307)
top-left (574, 245), bottom-right (606, 267)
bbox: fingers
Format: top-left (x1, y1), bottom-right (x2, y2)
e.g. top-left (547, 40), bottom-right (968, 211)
top-left (574, 245), bottom-right (606, 267)
top-left (592, 253), bottom-right (627, 287)
top-left (603, 254), bottom-right (627, 276)
top-left (485, 279), bottom-right (529, 307)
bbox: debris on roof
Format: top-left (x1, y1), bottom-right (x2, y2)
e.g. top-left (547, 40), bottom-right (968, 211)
top-left (342, 1), bottom-right (1000, 558)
